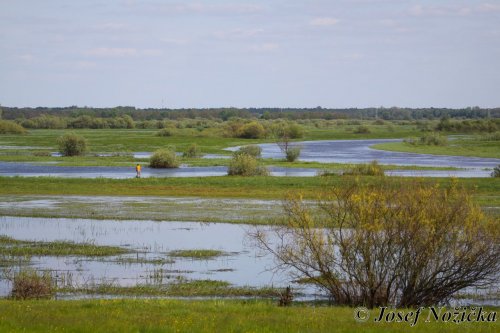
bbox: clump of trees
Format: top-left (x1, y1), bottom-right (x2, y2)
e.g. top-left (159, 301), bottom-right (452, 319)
top-left (238, 145), bottom-right (262, 158)
top-left (228, 153), bottom-right (268, 176)
top-left (57, 133), bottom-right (88, 156)
top-left (252, 180), bottom-right (499, 308)
top-left (0, 120), bottom-right (27, 134)
top-left (404, 133), bottom-right (448, 146)
top-left (436, 117), bottom-right (499, 133)
top-left (183, 143), bottom-right (202, 158)
top-left (354, 125), bottom-right (371, 134)
top-left (149, 148), bottom-right (180, 168)
top-left (238, 121), bottom-right (266, 139)
top-left (271, 122), bottom-right (302, 162)
top-left (157, 128), bottom-right (174, 137)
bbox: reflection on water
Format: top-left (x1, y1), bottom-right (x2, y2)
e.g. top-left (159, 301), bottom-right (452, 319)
top-left (0, 216), bottom-right (291, 297)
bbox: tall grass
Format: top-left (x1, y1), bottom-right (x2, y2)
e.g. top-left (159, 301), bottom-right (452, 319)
top-left (343, 160), bottom-right (385, 176)
top-left (11, 269), bottom-right (54, 299)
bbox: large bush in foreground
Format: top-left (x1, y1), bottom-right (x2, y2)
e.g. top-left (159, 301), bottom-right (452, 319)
top-left (228, 153), bottom-right (268, 176)
top-left (150, 148), bottom-right (180, 168)
top-left (253, 180), bottom-right (499, 308)
top-left (57, 132), bottom-right (88, 156)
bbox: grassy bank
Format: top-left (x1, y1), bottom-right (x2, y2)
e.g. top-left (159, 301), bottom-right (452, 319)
top-left (0, 299), bottom-right (496, 332)
top-left (0, 176), bottom-right (498, 204)
top-left (372, 140), bottom-right (500, 158)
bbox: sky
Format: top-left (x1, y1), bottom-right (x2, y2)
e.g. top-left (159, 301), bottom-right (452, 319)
top-left (1, 0), bottom-right (499, 109)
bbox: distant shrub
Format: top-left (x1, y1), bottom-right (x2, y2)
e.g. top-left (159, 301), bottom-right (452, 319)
top-left (343, 160), bottom-right (385, 176)
top-left (33, 151), bottom-right (51, 157)
top-left (479, 131), bottom-right (500, 141)
top-left (238, 121), bottom-right (266, 139)
top-left (157, 128), bottom-right (174, 137)
top-left (285, 147), bottom-right (301, 162)
top-left (354, 125), bottom-right (371, 134)
top-left (436, 118), bottom-right (498, 133)
top-left (0, 120), bottom-right (27, 134)
top-left (21, 115), bottom-right (67, 129)
top-left (373, 119), bottom-right (385, 125)
top-left (150, 148), bottom-right (180, 168)
top-left (238, 145), bottom-right (262, 158)
top-left (405, 133), bottom-right (447, 146)
top-left (57, 133), bottom-right (88, 156)
top-left (228, 153), bottom-right (269, 176)
top-left (287, 123), bottom-right (304, 139)
top-left (183, 143), bottom-right (202, 158)
top-left (492, 165), bottom-right (500, 178)
top-left (11, 270), bottom-right (54, 300)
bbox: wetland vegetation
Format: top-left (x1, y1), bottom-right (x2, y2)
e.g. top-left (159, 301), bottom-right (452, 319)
top-left (1, 107), bottom-right (499, 332)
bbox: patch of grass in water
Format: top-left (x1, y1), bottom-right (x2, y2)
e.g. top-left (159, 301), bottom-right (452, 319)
top-left (0, 235), bottom-right (128, 257)
top-left (60, 279), bottom-right (281, 297)
top-left (168, 249), bottom-right (229, 260)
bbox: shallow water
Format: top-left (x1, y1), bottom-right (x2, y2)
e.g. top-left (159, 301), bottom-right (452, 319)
top-left (0, 162), bottom-right (318, 178)
top-left (0, 216), bottom-right (291, 297)
top-left (2, 139), bottom-right (498, 178)
top-left (250, 139), bottom-right (500, 168)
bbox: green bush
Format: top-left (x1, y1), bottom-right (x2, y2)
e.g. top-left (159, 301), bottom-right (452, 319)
top-left (285, 147), bottom-right (301, 162)
top-left (228, 153), bottom-right (269, 176)
top-left (405, 133), bottom-right (448, 146)
top-left (354, 125), bottom-right (371, 134)
top-left (157, 128), bottom-right (174, 137)
top-left (287, 123), bottom-right (304, 139)
top-left (492, 165), bottom-right (500, 178)
top-left (11, 270), bottom-right (54, 300)
top-left (150, 148), bottom-right (180, 168)
top-left (57, 133), bottom-right (88, 156)
top-left (238, 145), bottom-right (262, 158)
top-left (183, 143), bottom-right (202, 158)
top-left (0, 120), bottom-right (27, 134)
top-left (238, 121), bottom-right (266, 139)
top-left (343, 160), bottom-right (385, 176)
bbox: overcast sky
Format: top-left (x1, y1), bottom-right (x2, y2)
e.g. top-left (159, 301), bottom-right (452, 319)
top-left (1, 0), bottom-right (499, 108)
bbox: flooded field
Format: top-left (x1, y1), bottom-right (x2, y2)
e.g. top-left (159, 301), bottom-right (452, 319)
top-left (0, 195), bottom-right (286, 224)
top-left (0, 216), bottom-right (300, 298)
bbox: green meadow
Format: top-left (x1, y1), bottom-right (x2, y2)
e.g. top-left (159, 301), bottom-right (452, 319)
top-left (0, 299), bottom-right (496, 333)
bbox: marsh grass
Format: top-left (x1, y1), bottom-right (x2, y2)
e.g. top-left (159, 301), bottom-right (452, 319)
top-left (0, 235), bottom-right (128, 257)
top-left (11, 269), bottom-right (54, 299)
top-left (60, 279), bottom-right (280, 297)
top-left (167, 249), bottom-right (228, 260)
top-left (343, 160), bottom-right (385, 176)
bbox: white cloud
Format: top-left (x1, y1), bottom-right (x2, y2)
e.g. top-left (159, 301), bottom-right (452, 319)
top-left (18, 54), bottom-right (35, 62)
top-left (86, 47), bottom-right (162, 57)
top-left (213, 28), bottom-right (264, 40)
top-left (310, 17), bottom-right (340, 27)
top-left (478, 3), bottom-right (500, 12)
top-left (248, 43), bottom-right (279, 52)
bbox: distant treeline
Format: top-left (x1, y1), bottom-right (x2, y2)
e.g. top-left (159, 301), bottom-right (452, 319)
top-left (1, 106), bottom-right (499, 121)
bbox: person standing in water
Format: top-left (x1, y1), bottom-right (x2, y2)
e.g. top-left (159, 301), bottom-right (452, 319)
top-left (135, 164), bottom-right (142, 178)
